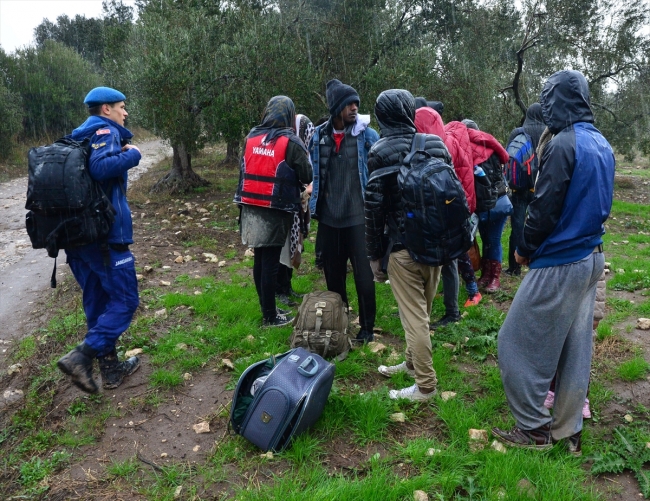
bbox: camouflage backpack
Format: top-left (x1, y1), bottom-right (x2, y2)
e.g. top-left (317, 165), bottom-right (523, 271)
top-left (290, 291), bottom-right (352, 361)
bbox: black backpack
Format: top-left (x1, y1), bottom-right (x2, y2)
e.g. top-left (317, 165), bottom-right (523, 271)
top-left (25, 137), bottom-right (116, 286)
top-left (505, 128), bottom-right (538, 190)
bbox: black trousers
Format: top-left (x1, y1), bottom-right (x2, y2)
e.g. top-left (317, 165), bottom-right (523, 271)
top-left (253, 246), bottom-right (282, 321)
top-left (276, 264), bottom-right (293, 296)
top-left (316, 222), bottom-right (376, 331)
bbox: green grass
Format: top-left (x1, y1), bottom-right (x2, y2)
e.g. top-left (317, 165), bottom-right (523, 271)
top-left (4, 167), bottom-right (650, 500)
top-left (617, 357), bottom-right (650, 381)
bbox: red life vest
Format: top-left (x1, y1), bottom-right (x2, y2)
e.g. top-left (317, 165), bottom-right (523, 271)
top-left (235, 134), bottom-right (300, 212)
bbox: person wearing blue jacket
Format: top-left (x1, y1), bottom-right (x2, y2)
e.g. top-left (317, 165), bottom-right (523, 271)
top-left (493, 70), bottom-right (615, 455)
top-left (57, 86), bottom-right (142, 393)
top-left (308, 79), bottom-right (379, 343)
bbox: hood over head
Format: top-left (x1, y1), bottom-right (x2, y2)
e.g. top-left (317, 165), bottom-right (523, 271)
top-left (521, 102), bottom-right (546, 148)
top-left (248, 95), bottom-right (306, 152)
top-left (540, 70), bottom-right (593, 134)
top-left (374, 89), bottom-right (416, 136)
top-left (415, 107), bottom-right (445, 138)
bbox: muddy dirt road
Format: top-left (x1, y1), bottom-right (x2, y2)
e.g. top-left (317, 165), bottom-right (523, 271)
top-left (0, 139), bottom-right (172, 365)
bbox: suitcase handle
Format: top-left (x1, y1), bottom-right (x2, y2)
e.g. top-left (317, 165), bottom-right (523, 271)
top-left (297, 356), bottom-right (319, 377)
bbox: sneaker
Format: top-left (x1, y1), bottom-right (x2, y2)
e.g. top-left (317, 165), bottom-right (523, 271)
top-left (430, 313), bottom-right (461, 329)
top-left (276, 307), bottom-right (291, 316)
top-left (378, 361), bottom-right (415, 378)
top-left (582, 398), bottom-right (592, 419)
top-left (492, 424), bottom-right (552, 450)
top-left (388, 383), bottom-right (436, 401)
top-left (276, 294), bottom-right (297, 307)
top-left (57, 344), bottom-right (98, 394)
top-left (464, 292), bottom-right (482, 307)
top-left (98, 350), bottom-right (141, 390)
top-left (544, 390), bottom-right (555, 409)
top-left (263, 312), bottom-right (294, 327)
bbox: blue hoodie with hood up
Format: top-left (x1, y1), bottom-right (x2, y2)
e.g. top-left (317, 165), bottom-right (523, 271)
top-left (69, 116), bottom-right (141, 245)
top-left (517, 70), bottom-right (615, 268)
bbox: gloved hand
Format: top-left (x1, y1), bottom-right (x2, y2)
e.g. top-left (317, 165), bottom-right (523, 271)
top-left (370, 259), bottom-right (387, 282)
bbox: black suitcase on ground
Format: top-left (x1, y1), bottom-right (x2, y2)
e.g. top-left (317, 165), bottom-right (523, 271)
top-left (230, 347), bottom-right (335, 452)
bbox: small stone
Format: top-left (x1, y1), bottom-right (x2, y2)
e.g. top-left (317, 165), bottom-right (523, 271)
top-left (244, 248), bottom-right (255, 258)
top-left (260, 451), bottom-right (274, 459)
top-left (183, 373), bottom-right (192, 381)
top-left (624, 414), bottom-right (634, 423)
top-left (390, 412), bottom-right (406, 423)
top-left (468, 429), bottom-right (488, 452)
top-left (636, 318), bottom-right (650, 330)
top-left (176, 343), bottom-right (188, 351)
top-left (368, 341), bottom-right (386, 353)
top-left (604, 262), bottom-right (611, 268)
top-left (222, 358), bottom-right (235, 370)
top-left (174, 256), bottom-right (184, 263)
top-left (155, 309), bottom-right (167, 318)
top-left (129, 421), bottom-right (134, 426)
top-left (246, 335), bottom-right (255, 342)
top-left (193, 422), bottom-right (210, 434)
top-left (161, 439), bottom-right (167, 443)
top-left (491, 440), bottom-right (507, 453)
top-left (517, 478), bottom-right (536, 498)
top-left (125, 348), bottom-right (143, 358)
top-left (440, 391), bottom-right (457, 401)
top-left (426, 448), bottom-right (441, 456)
top-left (173, 251), bottom-right (181, 256)
top-left (160, 281), bottom-right (171, 286)
top-left (144, 266), bottom-right (153, 273)
top-left (136, 274), bottom-right (144, 281)
top-left (7, 363), bottom-right (22, 375)
top-left (161, 219), bottom-right (169, 223)
top-left (442, 343), bottom-right (455, 349)
top-left (162, 265), bottom-right (171, 270)
top-left (218, 260), bottom-right (226, 267)
top-left (194, 290), bottom-right (202, 295)
top-left (203, 252), bottom-right (217, 260)
top-left (616, 268), bottom-right (625, 274)
top-left (413, 490), bottom-right (428, 501)
top-left (161, 452), bottom-right (168, 458)
top-left (183, 255), bottom-right (192, 262)
top-left (174, 485), bottom-right (183, 499)
top-left (2, 389), bottom-right (24, 405)
top-left (193, 445), bottom-right (201, 452)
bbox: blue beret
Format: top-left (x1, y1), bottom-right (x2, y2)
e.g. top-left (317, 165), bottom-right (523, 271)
top-left (84, 87), bottom-right (126, 107)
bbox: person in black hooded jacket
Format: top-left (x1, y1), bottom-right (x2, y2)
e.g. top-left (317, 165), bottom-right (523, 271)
top-left (365, 89), bottom-right (451, 402)
top-left (505, 103), bottom-right (546, 276)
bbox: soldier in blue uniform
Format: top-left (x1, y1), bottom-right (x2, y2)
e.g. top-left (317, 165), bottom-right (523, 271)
top-left (57, 87), bottom-right (142, 393)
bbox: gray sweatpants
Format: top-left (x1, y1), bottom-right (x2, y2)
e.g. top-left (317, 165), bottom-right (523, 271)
top-left (497, 252), bottom-right (604, 441)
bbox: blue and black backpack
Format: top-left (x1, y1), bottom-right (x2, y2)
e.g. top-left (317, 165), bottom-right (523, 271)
top-left (505, 128), bottom-right (538, 190)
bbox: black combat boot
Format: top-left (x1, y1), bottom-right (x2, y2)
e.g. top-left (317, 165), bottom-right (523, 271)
top-left (57, 343), bottom-right (98, 394)
top-left (98, 350), bottom-right (141, 390)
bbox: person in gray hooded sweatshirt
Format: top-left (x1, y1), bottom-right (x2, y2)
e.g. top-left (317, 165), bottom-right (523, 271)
top-left (492, 70), bottom-right (615, 456)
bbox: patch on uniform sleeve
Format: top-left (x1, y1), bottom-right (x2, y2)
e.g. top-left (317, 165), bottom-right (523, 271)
top-left (91, 142), bottom-right (107, 150)
top-left (96, 128), bottom-right (111, 135)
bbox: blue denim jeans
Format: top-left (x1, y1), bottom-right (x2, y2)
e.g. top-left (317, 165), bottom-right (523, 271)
top-left (478, 195), bottom-right (513, 262)
top-left (508, 190), bottom-right (535, 269)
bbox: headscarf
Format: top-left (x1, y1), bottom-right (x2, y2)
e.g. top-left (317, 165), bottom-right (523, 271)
top-left (248, 95), bottom-right (307, 153)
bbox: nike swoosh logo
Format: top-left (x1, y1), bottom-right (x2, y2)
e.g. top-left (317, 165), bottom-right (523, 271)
top-left (445, 198), bottom-right (455, 204)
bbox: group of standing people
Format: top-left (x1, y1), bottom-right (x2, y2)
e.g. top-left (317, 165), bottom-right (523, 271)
top-left (235, 70), bottom-right (615, 456)
top-left (57, 70), bottom-right (615, 459)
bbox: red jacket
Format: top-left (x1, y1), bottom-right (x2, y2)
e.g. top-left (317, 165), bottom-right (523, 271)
top-left (416, 108), bottom-right (476, 213)
top-left (465, 128), bottom-right (509, 166)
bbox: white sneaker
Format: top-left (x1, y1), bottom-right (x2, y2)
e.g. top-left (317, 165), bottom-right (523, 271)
top-left (378, 361), bottom-right (415, 378)
top-left (388, 384), bottom-right (436, 401)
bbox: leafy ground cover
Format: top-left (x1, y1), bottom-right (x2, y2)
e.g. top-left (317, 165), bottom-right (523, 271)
top-left (0, 149), bottom-right (649, 500)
